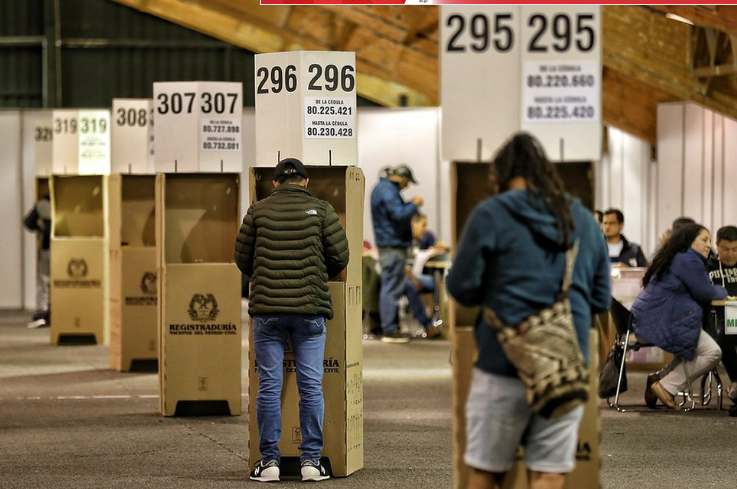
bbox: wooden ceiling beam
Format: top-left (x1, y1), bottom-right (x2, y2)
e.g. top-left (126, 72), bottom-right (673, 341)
top-left (109, 2), bottom-right (737, 141)
top-left (604, 5), bottom-right (737, 125)
top-left (645, 5), bottom-right (737, 34)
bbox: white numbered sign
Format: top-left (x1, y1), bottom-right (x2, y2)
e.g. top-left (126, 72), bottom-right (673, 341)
top-left (255, 51), bottom-right (357, 167)
top-left (440, 5), bottom-right (601, 163)
top-left (112, 99), bottom-right (154, 174)
top-left (52, 109), bottom-right (111, 175)
top-left (32, 112), bottom-right (53, 176)
top-left (520, 5), bottom-right (601, 161)
top-left (440, 6), bottom-right (521, 162)
top-left (153, 82), bottom-right (243, 173)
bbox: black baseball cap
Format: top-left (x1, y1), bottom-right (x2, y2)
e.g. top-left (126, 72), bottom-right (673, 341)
top-left (274, 158), bottom-right (308, 181)
top-left (393, 164), bottom-right (417, 184)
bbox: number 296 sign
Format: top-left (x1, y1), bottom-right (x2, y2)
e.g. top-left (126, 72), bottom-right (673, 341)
top-left (255, 51), bottom-right (357, 142)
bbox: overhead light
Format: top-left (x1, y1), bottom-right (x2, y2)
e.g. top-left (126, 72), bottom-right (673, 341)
top-left (665, 13), bottom-right (694, 25)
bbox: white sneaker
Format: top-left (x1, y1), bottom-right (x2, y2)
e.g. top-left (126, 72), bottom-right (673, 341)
top-left (250, 459), bottom-right (279, 482)
top-left (301, 459), bottom-right (330, 482)
top-left (380, 332), bottom-right (412, 344)
top-left (26, 318), bottom-right (47, 329)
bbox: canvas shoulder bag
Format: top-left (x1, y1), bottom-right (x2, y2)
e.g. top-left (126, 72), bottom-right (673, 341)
top-left (483, 240), bottom-right (589, 419)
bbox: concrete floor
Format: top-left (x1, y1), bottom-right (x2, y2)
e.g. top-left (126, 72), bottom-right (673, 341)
top-left (1, 310), bottom-right (735, 488)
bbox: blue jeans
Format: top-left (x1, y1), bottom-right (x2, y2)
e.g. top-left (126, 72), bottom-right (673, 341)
top-left (405, 274), bottom-right (435, 329)
top-left (252, 314), bottom-right (327, 463)
top-left (378, 248), bottom-right (407, 334)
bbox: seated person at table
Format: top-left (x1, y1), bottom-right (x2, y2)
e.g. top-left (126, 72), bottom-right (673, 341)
top-left (633, 224), bottom-right (727, 410)
top-left (602, 208), bottom-right (648, 267)
top-left (405, 214), bottom-right (444, 338)
top-left (707, 225), bottom-right (737, 405)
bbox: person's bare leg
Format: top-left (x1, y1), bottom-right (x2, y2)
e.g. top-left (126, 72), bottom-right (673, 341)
top-left (467, 468), bottom-right (505, 489)
top-left (529, 471), bottom-right (565, 489)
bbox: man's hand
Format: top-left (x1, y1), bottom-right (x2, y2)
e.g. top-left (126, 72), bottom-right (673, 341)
top-left (330, 268), bottom-right (348, 282)
top-left (412, 196), bottom-right (424, 207)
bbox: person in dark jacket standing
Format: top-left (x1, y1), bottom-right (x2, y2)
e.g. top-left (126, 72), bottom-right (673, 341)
top-left (447, 133), bottom-right (610, 489)
top-left (235, 158), bottom-right (349, 483)
top-left (632, 224), bottom-right (726, 410)
top-left (602, 208), bottom-right (648, 267)
top-left (23, 195), bottom-right (51, 328)
top-left (370, 164), bottom-right (423, 343)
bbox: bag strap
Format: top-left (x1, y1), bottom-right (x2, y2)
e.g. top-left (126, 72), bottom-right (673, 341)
top-left (560, 240), bottom-right (580, 295)
top-left (484, 239), bottom-right (579, 331)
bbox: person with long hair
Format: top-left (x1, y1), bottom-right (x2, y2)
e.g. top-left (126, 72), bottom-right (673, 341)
top-left (447, 133), bottom-right (610, 489)
top-left (632, 223), bottom-right (727, 410)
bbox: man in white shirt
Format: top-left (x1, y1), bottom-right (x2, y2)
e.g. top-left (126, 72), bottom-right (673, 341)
top-left (602, 208), bottom-right (647, 267)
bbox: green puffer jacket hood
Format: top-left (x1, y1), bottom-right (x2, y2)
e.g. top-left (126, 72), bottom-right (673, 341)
top-left (234, 184), bottom-right (349, 319)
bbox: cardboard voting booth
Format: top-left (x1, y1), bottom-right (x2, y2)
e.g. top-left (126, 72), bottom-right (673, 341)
top-left (156, 173), bottom-right (242, 416)
top-left (108, 174), bottom-right (158, 372)
top-left (449, 161), bottom-right (601, 488)
top-left (452, 331), bottom-right (601, 489)
top-left (247, 166), bottom-right (364, 477)
top-left (49, 175), bottom-right (109, 345)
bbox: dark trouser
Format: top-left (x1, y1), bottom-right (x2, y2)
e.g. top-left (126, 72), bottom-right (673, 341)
top-left (378, 247), bottom-right (407, 335)
top-left (710, 307), bottom-right (737, 381)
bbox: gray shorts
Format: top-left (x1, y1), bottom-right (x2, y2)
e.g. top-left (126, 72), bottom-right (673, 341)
top-left (464, 368), bottom-right (584, 474)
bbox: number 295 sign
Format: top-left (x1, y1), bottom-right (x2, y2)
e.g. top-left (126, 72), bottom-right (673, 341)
top-left (440, 5), bottom-right (601, 162)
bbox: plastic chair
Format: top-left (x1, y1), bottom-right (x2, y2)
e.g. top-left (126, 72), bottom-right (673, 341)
top-left (607, 297), bottom-right (695, 412)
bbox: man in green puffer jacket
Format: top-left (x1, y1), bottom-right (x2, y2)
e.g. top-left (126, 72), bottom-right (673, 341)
top-left (235, 158), bottom-right (349, 483)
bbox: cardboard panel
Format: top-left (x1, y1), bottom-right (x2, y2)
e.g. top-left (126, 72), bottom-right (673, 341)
top-left (50, 239), bottom-right (107, 345)
top-left (450, 162), bottom-right (492, 329)
top-left (121, 175), bottom-right (156, 247)
top-left (110, 247), bottom-right (157, 372)
top-left (159, 263), bottom-right (242, 416)
top-left (556, 162), bottom-right (594, 211)
top-left (51, 175), bottom-right (105, 238)
top-left (246, 166), bottom-right (364, 476)
top-left (163, 174), bottom-right (240, 264)
top-left (452, 329), bottom-right (601, 489)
